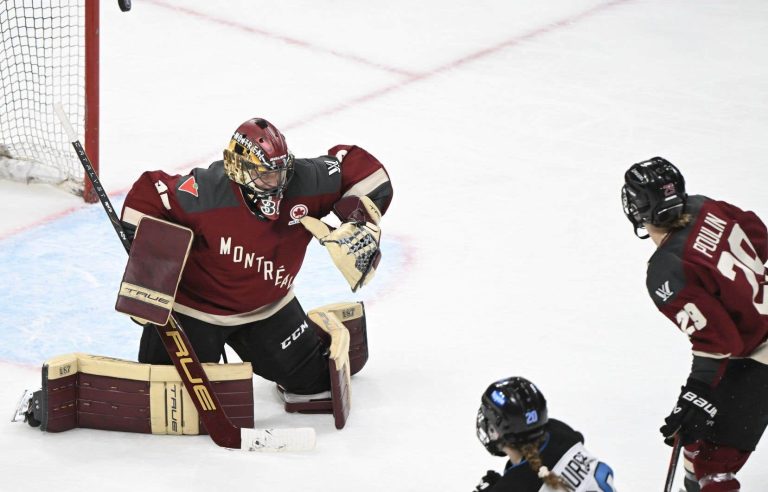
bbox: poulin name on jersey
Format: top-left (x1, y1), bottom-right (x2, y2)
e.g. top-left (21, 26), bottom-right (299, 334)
top-left (220, 237), bottom-right (295, 289)
top-left (692, 212), bottom-right (727, 259)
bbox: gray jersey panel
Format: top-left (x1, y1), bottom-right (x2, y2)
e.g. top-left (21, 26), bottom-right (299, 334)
top-left (285, 157), bottom-right (342, 199)
top-left (645, 195), bottom-right (707, 307)
top-left (174, 161), bottom-right (241, 213)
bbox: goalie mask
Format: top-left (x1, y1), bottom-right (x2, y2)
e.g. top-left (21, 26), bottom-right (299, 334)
top-left (621, 157), bottom-right (686, 239)
top-left (476, 377), bottom-right (549, 456)
top-left (223, 118), bottom-right (294, 220)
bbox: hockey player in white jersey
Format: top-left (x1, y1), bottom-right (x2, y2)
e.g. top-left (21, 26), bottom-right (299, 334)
top-left (474, 377), bottom-right (616, 492)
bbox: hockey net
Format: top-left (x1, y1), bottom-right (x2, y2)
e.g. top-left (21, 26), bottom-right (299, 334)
top-left (0, 0), bottom-right (98, 201)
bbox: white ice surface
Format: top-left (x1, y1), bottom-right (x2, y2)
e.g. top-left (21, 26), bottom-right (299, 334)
top-left (1, 1), bottom-right (768, 490)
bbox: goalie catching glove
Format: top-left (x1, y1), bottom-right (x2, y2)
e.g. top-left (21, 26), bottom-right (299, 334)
top-left (301, 195), bottom-right (382, 292)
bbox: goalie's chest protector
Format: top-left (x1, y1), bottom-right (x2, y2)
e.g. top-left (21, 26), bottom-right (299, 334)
top-left (165, 160), bottom-right (341, 316)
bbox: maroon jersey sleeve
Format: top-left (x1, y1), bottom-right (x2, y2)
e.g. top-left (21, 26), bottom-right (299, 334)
top-left (121, 170), bottom-right (185, 227)
top-left (646, 196), bottom-right (768, 359)
top-left (328, 145), bottom-right (393, 215)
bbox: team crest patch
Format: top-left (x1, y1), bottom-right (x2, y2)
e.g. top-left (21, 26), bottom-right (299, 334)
top-left (288, 204), bottom-right (309, 225)
top-left (178, 176), bottom-right (199, 197)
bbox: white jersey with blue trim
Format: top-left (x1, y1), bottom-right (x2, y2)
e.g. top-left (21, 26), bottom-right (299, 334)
top-left (539, 442), bottom-right (616, 492)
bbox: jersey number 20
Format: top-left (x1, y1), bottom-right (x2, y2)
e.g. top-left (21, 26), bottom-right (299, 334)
top-left (675, 223), bottom-right (767, 335)
top-left (717, 223), bottom-right (768, 314)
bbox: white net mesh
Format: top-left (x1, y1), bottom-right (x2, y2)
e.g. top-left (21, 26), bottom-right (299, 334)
top-left (0, 0), bottom-right (87, 195)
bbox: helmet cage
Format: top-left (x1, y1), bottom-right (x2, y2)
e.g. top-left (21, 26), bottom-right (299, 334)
top-left (621, 184), bottom-right (650, 238)
top-left (223, 148), bottom-right (294, 199)
top-left (476, 407), bottom-right (506, 457)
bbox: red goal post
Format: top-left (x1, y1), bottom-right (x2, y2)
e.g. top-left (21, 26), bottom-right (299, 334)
top-left (0, 0), bottom-right (99, 203)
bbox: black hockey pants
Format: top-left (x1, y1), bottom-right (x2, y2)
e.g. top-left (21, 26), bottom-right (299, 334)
top-left (137, 297), bottom-right (331, 394)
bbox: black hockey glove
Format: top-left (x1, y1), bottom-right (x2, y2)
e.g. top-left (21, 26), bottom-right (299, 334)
top-left (659, 379), bottom-right (718, 446)
top-left (473, 470), bottom-right (501, 492)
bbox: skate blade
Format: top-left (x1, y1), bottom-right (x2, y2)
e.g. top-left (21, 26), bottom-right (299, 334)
top-left (11, 389), bottom-right (34, 423)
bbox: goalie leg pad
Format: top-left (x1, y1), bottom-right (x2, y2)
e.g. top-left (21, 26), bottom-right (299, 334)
top-left (307, 301), bottom-right (368, 375)
top-left (309, 309), bottom-right (351, 429)
top-left (24, 353), bottom-right (253, 435)
top-left (329, 357), bottom-right (351, 429)
top-left (280, 308), bottom-right (354, 429)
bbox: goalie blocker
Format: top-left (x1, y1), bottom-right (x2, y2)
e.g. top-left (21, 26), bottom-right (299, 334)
top-left (115, 215), bottom-right (193, 325)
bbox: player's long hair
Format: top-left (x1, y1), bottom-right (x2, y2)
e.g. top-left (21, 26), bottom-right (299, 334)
top-left (664, 212), bottom-right (692, 231)
top-left (518, 437), bottom-right (569, 490)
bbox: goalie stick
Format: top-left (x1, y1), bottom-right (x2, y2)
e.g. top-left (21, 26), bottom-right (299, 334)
top-left (53, 103), bottom-right (315, 452)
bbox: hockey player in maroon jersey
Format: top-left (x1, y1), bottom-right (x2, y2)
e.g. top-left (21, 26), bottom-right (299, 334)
top-left (119, 117), bottom-right (392, 425)
top-left (473, 377), bottom-right (616, 492)
top-left (622, 157), bottom-right (768, 492)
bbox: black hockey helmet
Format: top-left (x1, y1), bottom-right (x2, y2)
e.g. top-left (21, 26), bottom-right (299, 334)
top-left (476, 377), bottom-right (549, 456)
top-left (621, 157), bottom-right (687, 239)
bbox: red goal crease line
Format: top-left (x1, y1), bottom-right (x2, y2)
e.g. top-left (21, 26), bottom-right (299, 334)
top-left (0, 155), bottom-right (211, 243)
top-left (281, 0), bottom-right (636, 129)
top-left (147, 0), bottom-right (633, 110)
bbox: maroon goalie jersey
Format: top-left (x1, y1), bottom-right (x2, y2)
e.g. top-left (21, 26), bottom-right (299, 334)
top-left (646, 195), bottom-right (768, 359)
top-left (120, 145), bottom-right (392, 325)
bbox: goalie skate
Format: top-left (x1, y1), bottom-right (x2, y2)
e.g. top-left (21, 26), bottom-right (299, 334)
top-left (11, 389), bottom-right (41, 427)
top-left (277, 385), bottom-right (333, 413)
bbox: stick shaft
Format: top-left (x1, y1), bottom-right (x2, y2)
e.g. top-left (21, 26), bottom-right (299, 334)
top-left (664, 437), bottom-right (683, 492)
